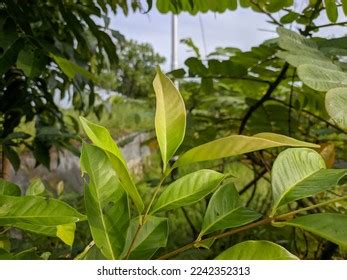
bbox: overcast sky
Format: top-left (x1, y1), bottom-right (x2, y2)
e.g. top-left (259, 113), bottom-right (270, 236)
top-left (110, 6), bottom-right (347, 71)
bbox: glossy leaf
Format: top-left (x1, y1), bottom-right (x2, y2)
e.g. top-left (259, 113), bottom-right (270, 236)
top-left (80, 117), bottom-right (144, 212)
top-left (0, 179), bottom-right (21, 196)
top-left (151, 170), bottom-right (224, 213)
top-left (81, 144), bottom-right (129, 259)
top-left (275, 213), bottom-right (347, 249)
top-left (153, 68), bottom-right (186, 171)
top-left (325, 87), bottom-right (347, 129)
top-left (26, 178), bottom-right (45, 196)
top-left (121, 216), bottom-right (168, 260)
top-left (0, 195), bottom-right (85, 226)
top-left (174, 132), bottom-right (319, 167)
top-left (271, 149), bottom-right (347, 214)
top-left (271, 148), bottom-right (325, 213)
top-left (215, 240), bottom-right (299, 260)
top-left (297, 64), bottom-right (347, 91)
top-left (200, 182), bottom-right (261, 237)
top-left (11, 222), bottom-right (76, 246)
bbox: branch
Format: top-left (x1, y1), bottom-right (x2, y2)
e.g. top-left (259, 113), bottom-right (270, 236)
top-left (271, 98), bottom-right (346, 134)
top-left (238, 62), bottom-right (289, 134)
top-left (249, 0), bottom-right (283, 27)
top-left (157, 195), bottom-right (347, 260)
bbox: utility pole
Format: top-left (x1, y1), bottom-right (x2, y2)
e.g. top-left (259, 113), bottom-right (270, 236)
top-left (171, 14), bottom-right (178, 71)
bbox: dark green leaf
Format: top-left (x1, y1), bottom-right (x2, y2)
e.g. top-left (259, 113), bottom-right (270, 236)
top-left (121, 216), bottom-right (168, 260)
top-left (275, 213), bottom-right (347, 249)
top-left (200, 182), bottom-right (261, 237)
top-left (0, 179), bottom-right (21, 196)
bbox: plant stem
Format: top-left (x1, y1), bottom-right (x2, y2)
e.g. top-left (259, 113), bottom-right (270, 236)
top-left (124, 221), bottom-right (142, 260)
top-left (74, 240), bottom-right (95, 260)
top-left (238, 62), bottom-right (289, 134)
top-left (124, 167), bottom-right (173, 259)
top-left (157, 195), bottom-right (347, 260)
top-left (275, 195), bottom-right (347, 221)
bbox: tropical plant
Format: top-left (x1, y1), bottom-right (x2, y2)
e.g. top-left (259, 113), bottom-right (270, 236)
top-left (1, 69), bottom-right (346, 260)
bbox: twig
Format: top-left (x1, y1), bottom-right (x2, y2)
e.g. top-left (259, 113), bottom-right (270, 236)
top-left (238, 63), bottom-right (289, 134)
top-left (157, 195), bottom-right (347, 260)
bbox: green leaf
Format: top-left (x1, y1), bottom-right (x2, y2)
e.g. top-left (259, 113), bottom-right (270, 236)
top-left (215, 240), bottom-right (299, 260)
top-left (13, 248), bottom-right (41, 260)
top-left (17, 48), bottom-right (47, 78)
top-left (3, 145), bottom-right (20, 171)
top-left (153, 68), bottom-right (186, 171)
top-left (275, 214), bottom-right (347, 249)
top-left (0, 248), bottom-right (12, 260)
top-left (50, 53), bottom-right (97, 82)
top-left (12, 222), bottom-right (76, 246)
top-left (151, 170), bottom-right (224, 213)
top-left (280, 12), bottom-right (299, 24)
top-left (324, 0), bottom-right (338, 23)
top-left (325, 87), bottom-right (347, 130)
top-left (57, 223), bottom-right (76, 246)
top-left (271, 148), bottom-right (325, 214)
top-left (79, 117), bottom-right (144, 213)
top-left (174, 132), bottom-right (319, 167)
top-left (200, 182), bottom-right (261, 237)
top-left (0, 37), bottom-right (24, 75)
top-left (277, 27), bottom-right (319, 54)
top-left (0, 234), bottom-right (11, 252)
top-left (342, 0), bottom-right (347, 15)
top-left (271, 148), bottom-right (347, 214)
top-left (297, 64), bottom-right (347, 91)
top-left (0, 179), bottom-right (21, 196)
top-left (277, 51), bottom-right (339, 70)
top-left (81, 144), bottom-right (129, 260)
top-left (121, 216), bottom-right (168, 260)
top-left (26, 178), bottom-right (45, 196)
top-left (0, 195), bottom-right (86, 226)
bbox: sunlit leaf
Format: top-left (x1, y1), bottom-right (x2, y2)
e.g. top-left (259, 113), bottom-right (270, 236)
top-left (215, 240), bottom-right (299, 260)
top-left (81, 144), bottom-right (129, 259)
top-left (174, 132), bottom-right (319, 167)
top-left (0, 195), bottom-right (85, 226)
top-left (271, 148), bottom-right (347, 214)
top-left (10, 222), bottom-right (76, 246)
top-left (153, 68), bottom-right (186, 171)
top-left (151, 170), bottom-right (224, 213)
top-left (325, 87), bottom-right (347, 130)
top-left (80, 117), bottom-right (144, 212)
top-left (297, 64), bottom-right (347, 91)
top-left (26, 178), bottom-right (45, 196)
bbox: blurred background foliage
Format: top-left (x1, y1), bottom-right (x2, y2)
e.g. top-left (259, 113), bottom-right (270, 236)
top-left (1, 0), bottom-right (347, 260)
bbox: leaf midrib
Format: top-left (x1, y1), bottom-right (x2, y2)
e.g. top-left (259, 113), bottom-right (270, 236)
top-left (274, 168), bottom-right (324, 209)
top-left (87, 156), bottom-right (116, 260)
top-left (201, 206), bottom-right (243, 235)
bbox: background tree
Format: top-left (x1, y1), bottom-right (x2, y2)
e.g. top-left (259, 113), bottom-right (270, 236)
top-left (0, 0), bottom-right (152, 176)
